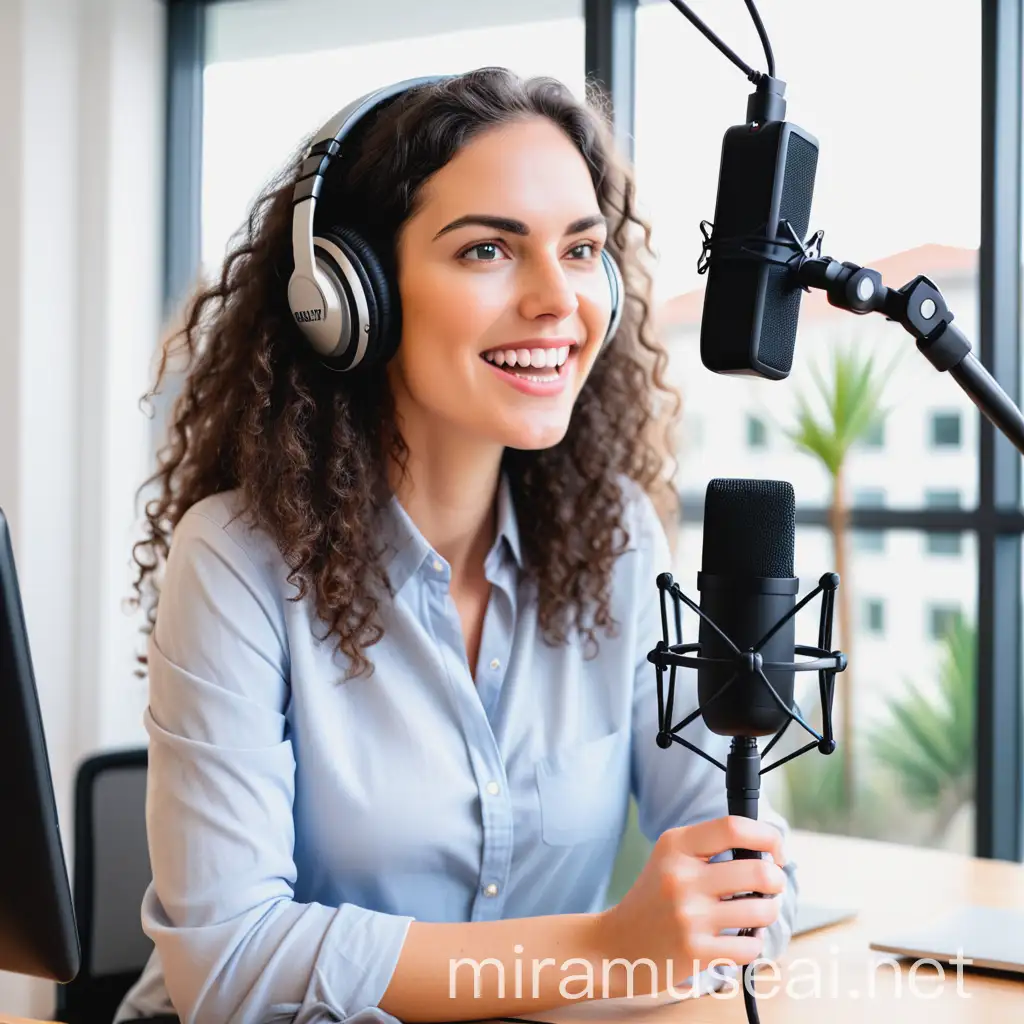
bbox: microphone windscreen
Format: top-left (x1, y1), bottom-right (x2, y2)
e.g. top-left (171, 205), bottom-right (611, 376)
top-left (701, 478), bottom-right (795, 578)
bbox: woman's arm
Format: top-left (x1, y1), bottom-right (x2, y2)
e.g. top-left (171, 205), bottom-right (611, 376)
top-left (142, 506), bottom-right (416, 1024)
top-left (381, 911), bottom-right (620, 1021)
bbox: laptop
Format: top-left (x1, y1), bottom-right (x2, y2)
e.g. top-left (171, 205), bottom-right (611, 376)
top-left (869, 906), bottom-right (1024, 976)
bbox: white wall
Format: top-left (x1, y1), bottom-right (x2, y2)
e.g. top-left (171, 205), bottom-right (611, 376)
top-left (0, 0), bottom-right (164, 1016)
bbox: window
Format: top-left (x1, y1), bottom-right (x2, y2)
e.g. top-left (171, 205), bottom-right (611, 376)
top-left (930, 412), bottom-right (962, 449)
top-left (746, 415), bottom-right (767, 449)
top-left (201, 0), bottom-right (585, 272)
top-left (928, 604), bottom-right (963, 641)
top-left (684, 415), bottom-right (704, 450)
top-left (924, 489), bottom-right (963, 555)
top-left (851, 488), bottom-right (885, 553)
top-left (863, 598), bottom-right (885, 635)
top-left (858, 420), bottom-right (885, 449)
top-left (637, 0), bottom-right (979, 512)
top-left (170, 0), bottom-right (1017, 860)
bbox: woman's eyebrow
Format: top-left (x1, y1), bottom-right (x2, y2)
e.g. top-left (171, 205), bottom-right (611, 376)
top-left (432, 213), bottom-right (607, 240)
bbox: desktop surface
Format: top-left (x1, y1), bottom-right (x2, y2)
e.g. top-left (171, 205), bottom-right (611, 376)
top-left (0, 830), bottom-right (1022, 1023)
top-left (490, 830), bottom-right (1024, 1023)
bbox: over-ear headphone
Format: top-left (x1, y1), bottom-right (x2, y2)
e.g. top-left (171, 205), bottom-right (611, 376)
top-left (288, 75), bottom-right (625, 372)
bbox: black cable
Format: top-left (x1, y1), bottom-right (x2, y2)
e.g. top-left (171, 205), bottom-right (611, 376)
top-left (742, 959), bottom-right (761, 1022)
top-left (665, 0), bottom-right (763, 83)
top-left (742, 0), bottom-right (775, 77)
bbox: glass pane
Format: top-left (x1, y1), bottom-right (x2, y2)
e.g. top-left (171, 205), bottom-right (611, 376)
top-left (201, 0), bottom-right (584, 272)
top-left (636, 1), bottom-right (980, 510)
top-left (649, 523), bottom-right (977, 853)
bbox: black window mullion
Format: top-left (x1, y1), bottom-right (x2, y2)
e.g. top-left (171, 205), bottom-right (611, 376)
top-left (164, 0), bottom-right (204, 317)
top-left (155, 0), bottom-right (206, 453)
top-left (584, 0), bottom-right (637, 160)
top-left (976, 0), bottom-right (1023, 863)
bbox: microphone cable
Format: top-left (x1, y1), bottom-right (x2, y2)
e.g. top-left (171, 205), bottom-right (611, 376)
top-left (666, 0), bottom-right (776, 83)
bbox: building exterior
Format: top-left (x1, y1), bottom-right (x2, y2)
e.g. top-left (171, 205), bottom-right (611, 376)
top-left (652, 245), bottom-right (978, 841)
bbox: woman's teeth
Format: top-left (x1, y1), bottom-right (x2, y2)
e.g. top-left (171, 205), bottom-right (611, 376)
top-left (481, 346), bottom-right (571, 377)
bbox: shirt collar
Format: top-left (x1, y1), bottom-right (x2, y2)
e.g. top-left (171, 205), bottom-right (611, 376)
top-left (380, 470), bottom-right (523, 595)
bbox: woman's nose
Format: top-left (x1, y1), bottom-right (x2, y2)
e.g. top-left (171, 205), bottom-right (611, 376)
top-left (518, 253), bottom-right (579, 322)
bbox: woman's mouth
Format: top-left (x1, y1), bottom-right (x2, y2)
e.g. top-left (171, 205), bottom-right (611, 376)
top-left (478, 344), bottom-right (577, 397)
top-left (479, 345), bottom-right (575, 381)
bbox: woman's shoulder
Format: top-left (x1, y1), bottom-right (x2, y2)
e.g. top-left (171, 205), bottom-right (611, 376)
top-left (173, 490), bottom-right (291, 594)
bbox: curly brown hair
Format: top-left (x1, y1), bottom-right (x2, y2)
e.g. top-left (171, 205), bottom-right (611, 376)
top-left (130, 67), bottom-right (681, 681)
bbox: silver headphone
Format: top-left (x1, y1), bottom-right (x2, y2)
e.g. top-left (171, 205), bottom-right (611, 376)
top-left (288, 75), bottom-right (625, 372)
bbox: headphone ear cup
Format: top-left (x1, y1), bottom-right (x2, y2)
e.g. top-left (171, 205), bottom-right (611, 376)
top-left (600, 248), bottom-right (625, 349)
top-left (312, 226), bottom-right (398, 371)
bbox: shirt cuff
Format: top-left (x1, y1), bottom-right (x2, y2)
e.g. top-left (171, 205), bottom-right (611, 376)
top-left (318, 902), bottom-right (416, 1019)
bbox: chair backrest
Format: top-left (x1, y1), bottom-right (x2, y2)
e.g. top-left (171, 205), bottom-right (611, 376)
top-left (55, 748), bottom-right (152, 1024)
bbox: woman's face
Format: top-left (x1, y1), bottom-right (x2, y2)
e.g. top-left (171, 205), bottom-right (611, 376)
top-left (390, 116), bottom-right (613, 452)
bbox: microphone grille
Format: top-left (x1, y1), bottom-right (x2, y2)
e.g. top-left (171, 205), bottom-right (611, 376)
top-left (702, 478), bottom-right (795, 578)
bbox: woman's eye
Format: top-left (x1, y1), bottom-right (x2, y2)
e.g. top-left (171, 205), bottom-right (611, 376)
top-left (458, 240), bottom-right (601, 262)
top-left (460, 242), bottom-right (507, 262)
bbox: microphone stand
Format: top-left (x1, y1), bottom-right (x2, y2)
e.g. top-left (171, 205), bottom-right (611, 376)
top-left (648, 571), bottom-right (847, 1023)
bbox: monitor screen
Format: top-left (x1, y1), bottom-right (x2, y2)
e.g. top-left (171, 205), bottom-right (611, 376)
top-left (0, 505), bottom-right (80, 982)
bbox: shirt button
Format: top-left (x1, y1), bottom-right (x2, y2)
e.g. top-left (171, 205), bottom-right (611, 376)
top-left (483, 882), bottom-right (499, 897)
top-left (431, 558), bottom-right (443, 572)
top-left (489, 657), bottom-right (501, 670)
top-left (485, 781), bottom-right (500, 796)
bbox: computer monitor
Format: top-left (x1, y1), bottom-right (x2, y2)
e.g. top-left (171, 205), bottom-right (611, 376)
top-left (0, 504), bottom-right (80, 982)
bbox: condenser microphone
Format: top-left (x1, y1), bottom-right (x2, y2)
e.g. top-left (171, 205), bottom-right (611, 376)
top-left (696, 478), bottom-right (798, 736)
top-left (698, 78), bottom-right (820, 381)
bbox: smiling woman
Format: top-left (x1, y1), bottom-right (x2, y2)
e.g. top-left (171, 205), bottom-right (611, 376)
top-left (119, 68), bottom-right (797, 1024)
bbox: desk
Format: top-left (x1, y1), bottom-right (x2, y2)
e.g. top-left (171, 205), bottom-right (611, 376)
top-left (2, 831), bottom-right (1022, 1024)
top-left (502, 830), bottom-right (1024, 1023)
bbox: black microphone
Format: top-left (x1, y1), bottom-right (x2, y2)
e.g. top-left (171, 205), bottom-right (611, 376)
top-left (697, 478), bottom-right (798, 742)
top-left (647, 474), bottom-right (846, 1024)
top-left (698, 80), bottom-right (820, 381)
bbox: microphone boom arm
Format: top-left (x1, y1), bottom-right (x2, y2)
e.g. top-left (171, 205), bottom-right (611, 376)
top-left (793, 252), bottom-right (1024, 453)
top-left (699, 215), bottom-right (1024, 454)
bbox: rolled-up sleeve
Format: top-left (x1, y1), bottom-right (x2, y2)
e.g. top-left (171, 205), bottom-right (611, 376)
top-left (141, 509), bottom-right (414, 1024)
top-left (627, 491), bottom-right (798, 967)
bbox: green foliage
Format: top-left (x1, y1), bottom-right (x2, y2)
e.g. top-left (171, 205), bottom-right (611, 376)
top-left (605, 797), bottom-right (653, 908)
top-left (780, 750), bottom-right (851, 833)
top-left (785, 344), bottom-right (898, 475)
top-left (869, 619), bottom-right (975, 810)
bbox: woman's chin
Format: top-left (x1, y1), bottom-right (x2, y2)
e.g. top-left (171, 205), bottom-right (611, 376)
top-left (497, 418), bottom-right (572, 451)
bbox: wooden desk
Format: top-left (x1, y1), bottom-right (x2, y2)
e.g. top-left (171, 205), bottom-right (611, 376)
top-left (3, 831), bottom-right (1022, 1024)
top-left (506, 830), bottom-right (1024, 1023)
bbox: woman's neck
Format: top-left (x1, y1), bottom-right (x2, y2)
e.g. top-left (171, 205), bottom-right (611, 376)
top-left (388, 445), bottom-right (503, 590)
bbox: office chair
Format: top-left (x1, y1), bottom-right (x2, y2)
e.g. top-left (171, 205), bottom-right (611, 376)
top-left (55, 749), bottom-right (153, 1024)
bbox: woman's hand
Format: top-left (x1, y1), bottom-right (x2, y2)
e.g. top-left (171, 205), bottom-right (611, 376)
top-left (594, 815), bottom-right (787, 996)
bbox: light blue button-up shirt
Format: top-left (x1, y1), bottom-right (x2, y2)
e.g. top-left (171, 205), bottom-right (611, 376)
top-left (114, 473), bottom-right (797, 1024)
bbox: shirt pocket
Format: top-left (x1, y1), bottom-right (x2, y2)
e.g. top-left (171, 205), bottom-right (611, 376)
top-left (535, 727), bottom-right (628, 845)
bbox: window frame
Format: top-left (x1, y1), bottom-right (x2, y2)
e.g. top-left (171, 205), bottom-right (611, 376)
top-left (163, 0), bottom-right (1023, 861)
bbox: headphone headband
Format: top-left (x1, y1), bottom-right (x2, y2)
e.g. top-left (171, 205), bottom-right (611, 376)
top-left (290, 75), bottom-right (451, 290)
top-left (287, 73), bottom-right (624, 370)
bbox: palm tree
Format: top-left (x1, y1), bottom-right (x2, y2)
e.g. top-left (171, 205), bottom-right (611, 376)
top-left (783, 343), bottom-right (896, 810)
top-left (869, 618), bottom-right (975, 846)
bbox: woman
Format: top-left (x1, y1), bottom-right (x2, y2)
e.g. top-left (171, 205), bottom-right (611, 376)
top-left (116, 68), bottom-right (797, 1024)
